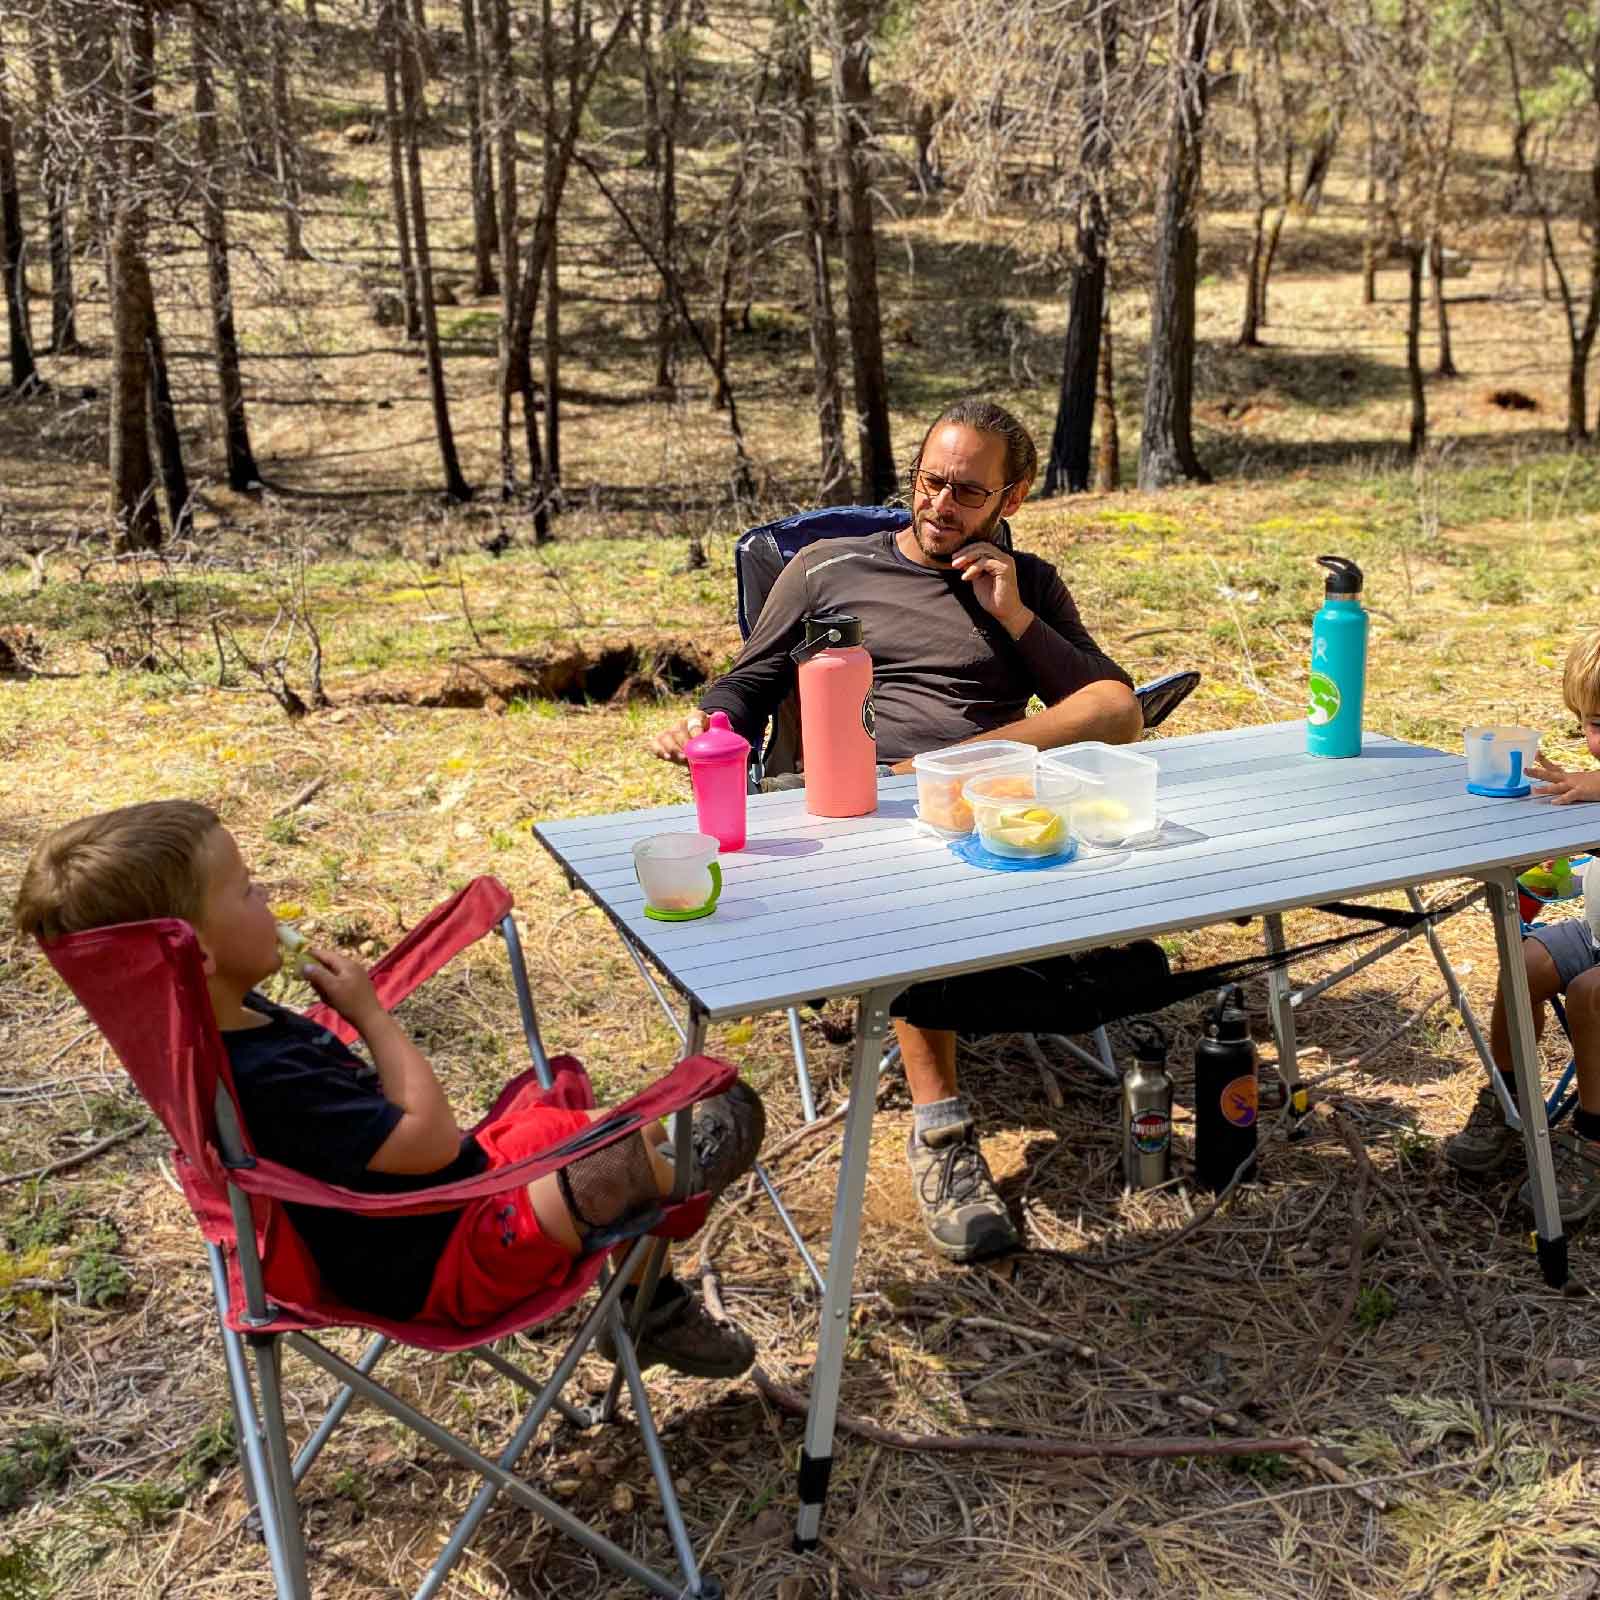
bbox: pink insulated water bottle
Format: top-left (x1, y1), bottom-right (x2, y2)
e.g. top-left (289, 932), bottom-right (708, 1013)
top-left (684, 711), bottom-right (750, 851)
top-left (790, 613), bottom-right (877, 817)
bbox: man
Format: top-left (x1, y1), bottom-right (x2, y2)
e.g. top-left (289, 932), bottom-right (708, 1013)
top-left (651, 397), bottom-right (1159, 1263)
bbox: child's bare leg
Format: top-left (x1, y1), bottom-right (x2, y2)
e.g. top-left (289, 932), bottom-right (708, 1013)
top-left (1562, 967), bottom-right (1600, 1115)
top-left (1488, 938), bottom-right (1562, 1085)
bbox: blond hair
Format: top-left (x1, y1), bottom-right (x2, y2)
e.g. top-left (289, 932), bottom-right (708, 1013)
top-left (12, 801), bottom-right (221, 941)
top-left (1562, 629), bottom-right (1600, 721)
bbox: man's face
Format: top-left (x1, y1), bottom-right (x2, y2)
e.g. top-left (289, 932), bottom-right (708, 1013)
top-left (195, 827), bottom-right (281, 990)
top-left (907, 424), bottom-right (1019, 566)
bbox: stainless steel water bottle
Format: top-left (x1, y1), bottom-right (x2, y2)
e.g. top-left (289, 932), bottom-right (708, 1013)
top-left (1193, 984), bottom-right (1259, 1191)
top-left (1122, 1021), bottom-right (1173, 1190)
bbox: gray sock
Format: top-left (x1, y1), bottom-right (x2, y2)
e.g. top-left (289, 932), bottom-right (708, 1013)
top-left (913, 1097), bottom-right (971, 1146)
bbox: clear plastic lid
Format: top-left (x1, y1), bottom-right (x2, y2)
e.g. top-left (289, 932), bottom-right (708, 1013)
top-left (911, 739), bottom-right (1036, 778)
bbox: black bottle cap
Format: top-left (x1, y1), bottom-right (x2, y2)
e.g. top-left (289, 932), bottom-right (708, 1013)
top-left (1317, 555), bottom-right (1363, 596)
top-left (804, 612), bottom-right (862, 647)
top-left (1210, 983), bottom-right (1250, 1041)
top-left (1127, 1020), bottom-right (1168, 1063)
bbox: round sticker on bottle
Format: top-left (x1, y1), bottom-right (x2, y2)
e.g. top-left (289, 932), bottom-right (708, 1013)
top-left (1220, 1075), bottom-right (1258, 1128)
top-left (1132, 1109), bottom-right (1171, 1154)
top-left (862, 691), bottom-right (876, 742)
top-left (1307, 672), bottom-right (1341, 726)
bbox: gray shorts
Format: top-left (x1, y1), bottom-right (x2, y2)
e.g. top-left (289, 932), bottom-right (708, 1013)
top-left (1529, 919), bottom-right (1600, 990)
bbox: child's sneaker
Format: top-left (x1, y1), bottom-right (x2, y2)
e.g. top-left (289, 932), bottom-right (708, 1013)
top-left (1443, 1085), bottom-right (1522, 1174)
top-left (1519, 1128), bottom-right (1600, 1227)
top-left (596, 1275), bottom-right (755, 1378)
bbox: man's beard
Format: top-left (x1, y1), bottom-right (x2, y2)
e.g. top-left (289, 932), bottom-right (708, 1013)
top-left (910, 498), bottom-right (1007, 565)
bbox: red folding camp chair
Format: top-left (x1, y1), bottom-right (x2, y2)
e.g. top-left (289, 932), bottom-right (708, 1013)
top-left (40, 875), bottom-right (736, 1599)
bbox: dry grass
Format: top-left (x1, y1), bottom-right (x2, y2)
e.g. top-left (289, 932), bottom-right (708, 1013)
top-left (7, 10), bottom-right (1600, 1599)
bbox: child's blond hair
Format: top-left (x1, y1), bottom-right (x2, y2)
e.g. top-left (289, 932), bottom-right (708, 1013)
top-left (12, 801), bottom-right (221, 941)
top-left (1562, 629), bottom-right (1600, 722)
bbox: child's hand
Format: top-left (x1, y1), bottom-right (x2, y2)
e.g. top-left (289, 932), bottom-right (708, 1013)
top-left (1528, 751), bottom-right (1571, 784)
top-left (300, 945), bottom-right (383, 1026)
top-left (1532, 767), bottom-right (1600, 805)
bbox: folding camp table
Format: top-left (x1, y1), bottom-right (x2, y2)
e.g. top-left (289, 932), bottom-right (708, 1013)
top-left (535, 720), bottom-right (1595, 1550)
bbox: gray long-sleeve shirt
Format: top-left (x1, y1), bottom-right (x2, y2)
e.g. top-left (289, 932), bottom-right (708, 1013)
top-left (701, 529), bottom-right (1132, 767)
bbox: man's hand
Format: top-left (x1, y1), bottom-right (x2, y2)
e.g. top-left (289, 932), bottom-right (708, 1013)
top-left (1530, 755), bottom-right (1600, 805)
top-left (650, 709), bottom-right (707, 765)
top-left (951, 542), bottom-right (1033, 639)
top-left (301, 945), bottom-right (383, 1029)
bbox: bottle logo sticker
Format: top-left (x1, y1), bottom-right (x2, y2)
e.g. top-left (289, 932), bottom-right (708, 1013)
top-left (1221, 1075), bottom-right (1258, 1128)
top-left (862, 691), bottom-right (876, 742)
top-left (1307, 671), bottom-right (1341, 726)
top-left (1132, 1109), bottom-right (1171, 1154)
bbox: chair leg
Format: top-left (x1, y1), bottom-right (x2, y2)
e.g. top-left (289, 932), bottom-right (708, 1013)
top-left (207, 1246), bottom-right (310, 1599)
top-left (787, 1006), bottom-right (819, 1123)
top-left (250, 1334), bottom-right (312, 1593)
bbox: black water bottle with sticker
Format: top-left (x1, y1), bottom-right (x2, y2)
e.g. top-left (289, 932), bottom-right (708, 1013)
top-left (1193, 985), bottom-right (1259, 1191)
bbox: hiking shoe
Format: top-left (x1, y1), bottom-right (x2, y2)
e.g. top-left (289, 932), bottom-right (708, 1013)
top-left (1519, 1129), bottom-right (1600, 1227)
top-left (1443, 1085), bottom-right (1522, 1175)
top-left (596, 1276), bottom-right (756, 1379)
top-left (682, 1080), bottom-right (765, 1202)
top-left (906, 1120), bottom-right (1020, 1263)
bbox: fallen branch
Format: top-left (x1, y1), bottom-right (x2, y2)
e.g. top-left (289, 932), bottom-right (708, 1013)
top-left (747, 1365), bottom-right (1318, 1460)
top-left (273, 774), bottom-right (328, 816)
top-left (0, 1121), bottom-right (150, 1187)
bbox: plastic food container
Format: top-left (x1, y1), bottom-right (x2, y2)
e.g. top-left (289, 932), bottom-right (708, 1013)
top-left (1039, 742), bottom-right (1159, 846)
top-left (962, 770), bottom-right (1081, 860)
top-left (912, 740), bottom-right (1036, 837)
top-left (1464, 725), bottom-right (1540, 798)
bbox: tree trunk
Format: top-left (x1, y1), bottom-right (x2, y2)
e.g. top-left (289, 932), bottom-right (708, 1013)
top-left (1405, 241), bottom-right (1426, 456)
top-left (27, 14), bottom-right (78, 356)
top-left (268, 0), bottom-right (307, 259)
top-left (1095, 299), bottom-right (1119, 492)
top-left (1044, 1), bottom-right (1116, 496)
top-left (0, 39), bottom-right (37, 393)
top-left (460, 0), bottom-right (498, 295)
top-left (146, 322), bottom-right (192, 536)
top-left (192, 5), bottom-right (261, 491)
top-left (829, 0), bottom-right (894, 502)
top-left (381, 13), bottom-right (421, 339)
top-left (1361, 115), bottom-right (1378, 304)
top-left (782, 19), bottom-right (849, 502)
top-left (1237, 203), bottom-right (1264, 348)
top-left (500, 0), bottom-right (628, 529)
top-left (651, 0), bottom-right (684, 391)
top-left (1429, 232), bottom-right (1457, 377)
top-left (488, 0), bottom-right (528, 509)
top-left (109, 0), bottom-right (161, 550)
top-left (1138, 0), bottom-right (1214, 490)
top-left (1258, 205), bottom-right (1287, 325)
top-left (544, 211), bottom-right (560, 491)
top-left (393, 0), bottom-right (471, 501)
top-left (409, 0), bottom-right (437, 76)
top-left (229, 0), bottom-right (271, 171)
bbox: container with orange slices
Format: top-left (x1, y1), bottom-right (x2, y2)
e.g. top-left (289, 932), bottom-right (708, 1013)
top-left (911, 739), bottom-right (1036, 837)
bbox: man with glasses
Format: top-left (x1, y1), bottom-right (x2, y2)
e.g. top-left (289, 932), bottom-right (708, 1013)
top-left (650, 397), bottom-right (1159, 1264)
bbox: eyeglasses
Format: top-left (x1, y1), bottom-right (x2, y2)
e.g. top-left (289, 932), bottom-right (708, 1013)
top-left (910, 468), bottom-right (1014, 510)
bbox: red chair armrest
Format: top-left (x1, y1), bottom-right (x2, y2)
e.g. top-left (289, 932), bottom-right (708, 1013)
top-left (304, 876), bottom-right (514, 1044)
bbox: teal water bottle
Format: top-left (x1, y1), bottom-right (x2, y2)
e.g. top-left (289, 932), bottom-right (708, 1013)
top-left (1306, 555), bottom-right (1367, 758)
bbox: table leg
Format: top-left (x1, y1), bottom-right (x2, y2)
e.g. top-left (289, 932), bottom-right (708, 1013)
top-left (794, 985), bottom-right (895, 1552)
top-left (1485, 869), bottom-right (1568, 1288)
top-left (1262, 912), bottom-right (1299, 1098)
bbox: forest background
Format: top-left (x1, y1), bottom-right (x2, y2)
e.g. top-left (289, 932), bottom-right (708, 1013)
top-left (3, 0), bottom-right (1600, 1596)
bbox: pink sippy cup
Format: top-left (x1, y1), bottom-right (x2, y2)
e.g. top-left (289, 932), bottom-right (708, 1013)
top-left (684, 711), bottom-right (750, 851)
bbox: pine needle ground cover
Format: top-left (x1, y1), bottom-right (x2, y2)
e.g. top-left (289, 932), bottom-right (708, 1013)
top-left (6, 31), bottom-right (1600, 1600)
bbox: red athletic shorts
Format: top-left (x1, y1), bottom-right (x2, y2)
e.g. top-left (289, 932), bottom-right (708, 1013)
top-left (419, 1085), bottom-right (591, 1328)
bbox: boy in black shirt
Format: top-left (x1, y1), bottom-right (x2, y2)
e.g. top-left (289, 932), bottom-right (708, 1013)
top-left (15, 801), bottom-right (764, 1377)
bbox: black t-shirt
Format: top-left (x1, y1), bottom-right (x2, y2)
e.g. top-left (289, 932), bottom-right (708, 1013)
top-left (223, 995), bottom-right (487, 1319)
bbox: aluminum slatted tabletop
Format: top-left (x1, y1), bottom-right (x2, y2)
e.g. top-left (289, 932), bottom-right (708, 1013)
top-left (536, 720), bottom-right (1600, 1548)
